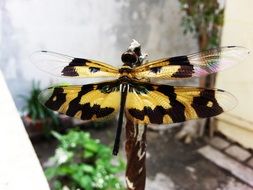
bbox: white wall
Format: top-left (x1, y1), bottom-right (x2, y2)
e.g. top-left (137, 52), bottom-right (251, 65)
top-left (218, 0), bottom-right (253, 122)
top-left (0, 0), bottom-right (197, 110)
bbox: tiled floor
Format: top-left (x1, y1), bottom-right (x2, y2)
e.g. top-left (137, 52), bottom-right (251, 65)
top-left (199, 136), bottom-right (253, 188)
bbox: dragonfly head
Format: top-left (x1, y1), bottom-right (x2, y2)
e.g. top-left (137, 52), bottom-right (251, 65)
top-left (121, 50), bottom-right (139, 68)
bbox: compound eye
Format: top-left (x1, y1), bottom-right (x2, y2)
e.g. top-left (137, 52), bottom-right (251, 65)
top-left (121, 52), bottom-right (138, 66)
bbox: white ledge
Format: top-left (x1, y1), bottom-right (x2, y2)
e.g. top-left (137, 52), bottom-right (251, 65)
top-left (0, 71), bottom-right (50, 190)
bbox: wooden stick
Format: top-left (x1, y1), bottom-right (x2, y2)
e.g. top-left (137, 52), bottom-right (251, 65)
top-left (125, 120), bottom-right (147, 190)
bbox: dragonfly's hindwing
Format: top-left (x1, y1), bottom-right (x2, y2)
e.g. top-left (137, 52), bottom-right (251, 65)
top-left (125, 82), bottom-right (236, 125)
top-left (39, 81), bottom-right (121, 121)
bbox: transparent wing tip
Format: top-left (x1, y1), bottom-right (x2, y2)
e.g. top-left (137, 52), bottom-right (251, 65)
top-left (227, 45), bottom-right (250, 52)
top-left (226, 46), bottom-right (250, 60)
top-left (216, 89), bottom-right (238, 112)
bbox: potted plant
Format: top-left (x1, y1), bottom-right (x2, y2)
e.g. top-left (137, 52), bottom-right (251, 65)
top-left (20, 81), bottom-right (59, 138)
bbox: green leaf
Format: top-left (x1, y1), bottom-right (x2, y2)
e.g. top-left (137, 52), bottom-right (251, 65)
top-left (57, 165), bottom-right (72, 176)
top-left (79, 176), bottom-right (93, 190)
top-left (45, 167), bottom-right (58, 180)
top-left (84, 141), bottom-right (99, 152)
top-left (52, 180), bottom-right (62, 190)
top-left (83, 150), bottom-right (94, 159)
top-left (51, 131), bottom-right (62, 141)
top-left (81, 164), bottom-right (94, 173)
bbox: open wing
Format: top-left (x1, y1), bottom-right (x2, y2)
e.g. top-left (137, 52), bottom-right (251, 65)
top-left (31, 51), bottom-right (119, 78)
top-left (125, 81), bottom-right (236, 125)
top-left (39, 80), bottom-right (121, 121)
top-left (132, 46), bottom-right (249, 80)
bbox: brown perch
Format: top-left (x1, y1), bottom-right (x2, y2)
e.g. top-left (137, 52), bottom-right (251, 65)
top-left (123, 40), bottom-right (147, 190)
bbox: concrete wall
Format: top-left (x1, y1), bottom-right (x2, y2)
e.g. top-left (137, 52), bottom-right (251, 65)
top-left (0, 0), bottom-right (197, 110)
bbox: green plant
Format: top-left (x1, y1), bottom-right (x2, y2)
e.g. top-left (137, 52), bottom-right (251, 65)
top-left (21, 80), bottom-right (59, 131)
top-left (179, 0), bottom-right (224, 50)
top-left (45, 130), bottom-right (125, 190)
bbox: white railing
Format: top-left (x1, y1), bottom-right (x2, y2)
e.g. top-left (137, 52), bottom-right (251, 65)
top-left (0, 71), bottom-right (50, 190)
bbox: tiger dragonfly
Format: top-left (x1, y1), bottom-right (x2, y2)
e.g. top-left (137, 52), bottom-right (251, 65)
top-left (32, 41), bottom-right (248, 155)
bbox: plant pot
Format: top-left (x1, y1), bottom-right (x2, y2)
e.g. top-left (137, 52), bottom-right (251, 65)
top-left (22, 115), bottom-right (51, 139)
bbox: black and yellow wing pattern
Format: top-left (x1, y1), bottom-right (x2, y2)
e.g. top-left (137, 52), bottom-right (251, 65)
top-left (125, 81), bottom-right (236, 125)
top-left (35, 46), bottom-right (245, 124)
top-left (39, 79), bottom-right (236, 125)
top-left (39, 81), bottom-right (121, 122)
top-left (31, 51), bottom-right (119, 78)
top-left (132, 46), bottom-right (249, 80)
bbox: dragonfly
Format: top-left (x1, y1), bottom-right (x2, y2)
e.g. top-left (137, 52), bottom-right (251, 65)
top-left (32, 41), bottom-right (248, 155)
